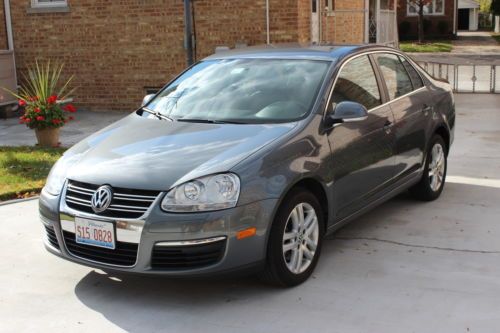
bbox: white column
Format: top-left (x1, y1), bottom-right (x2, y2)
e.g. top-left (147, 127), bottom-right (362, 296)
top-left (376, 0), bottom-right (380, 43)
top-left (365, 0), bottom-right (369, 43)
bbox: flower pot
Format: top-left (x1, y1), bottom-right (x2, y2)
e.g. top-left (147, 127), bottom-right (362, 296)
top-left (35, 127), bottom-right (60, 147)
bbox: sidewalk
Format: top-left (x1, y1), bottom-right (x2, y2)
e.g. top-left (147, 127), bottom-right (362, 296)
top-left (408, 31), bottom-right (500, 65)
top-left (0, 110), bottom-right (125, 147)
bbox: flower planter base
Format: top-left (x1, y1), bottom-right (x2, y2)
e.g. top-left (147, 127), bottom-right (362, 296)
top-left (35, 128), bottom-right (60, 147)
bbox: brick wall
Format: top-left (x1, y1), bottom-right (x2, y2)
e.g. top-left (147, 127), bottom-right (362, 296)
top-left (321, 0), bottom-right (366, 44)
top-left (0, 0), bottom-right (7, 50)
top-left (10, 0), bottom-right (309, 112)
top-left (397, 0), bottom-right (456, 40)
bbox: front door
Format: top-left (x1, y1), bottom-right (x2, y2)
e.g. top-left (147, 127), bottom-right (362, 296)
top-left (326, 55), bottom-right (396, 220)
top-left (311, 0), bottom-right (320, 44)
top-left (458, 9), bottom-right (470, 30)
top-left (372, 53), bottom-right (429, 178)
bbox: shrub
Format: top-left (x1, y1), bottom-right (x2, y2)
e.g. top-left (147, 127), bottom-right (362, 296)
top-left (437, 20), bottom-right (449, 35)
top-left (423, 19), bottom-right (433, 33)
top-left (399, 21), bottom-right (412, 36)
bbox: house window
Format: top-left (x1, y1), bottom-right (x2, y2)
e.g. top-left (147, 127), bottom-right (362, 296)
top-left (31, 0), bottom-right (68, 8)
top-left (407, 0), bottom-right (444, 16)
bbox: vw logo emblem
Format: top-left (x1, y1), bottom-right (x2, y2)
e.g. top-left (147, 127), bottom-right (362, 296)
top-left (91, 185), bottom-right (113, 213)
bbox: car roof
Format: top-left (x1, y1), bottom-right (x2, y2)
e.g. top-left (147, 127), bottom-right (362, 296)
top-left (203, 43), bottom-right (400, 62)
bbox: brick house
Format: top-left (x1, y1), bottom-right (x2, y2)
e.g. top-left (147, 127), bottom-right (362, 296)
top-left (397, 0), bottom-right (458, 40)
top-left (1, 0), bottom-right (397, 112)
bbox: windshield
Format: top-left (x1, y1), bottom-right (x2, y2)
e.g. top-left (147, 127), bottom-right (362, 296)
top-left (145, 58), bottom-right (331, 124)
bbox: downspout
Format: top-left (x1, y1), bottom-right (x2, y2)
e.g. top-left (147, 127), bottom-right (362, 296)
top-left (4, 0), bottom-right (14, 51)
top-left (453, 0), bottom-right (458, 35)
top-left (266, 0), bottom-right (270, 44)
top-left (183, 0), bottom-right (194, 66)
top-left (4, 0), bottom-right (18, 98)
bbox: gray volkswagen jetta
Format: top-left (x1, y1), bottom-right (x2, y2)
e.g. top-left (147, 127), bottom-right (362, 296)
top-left (40, 45), bottom-right (455, 286)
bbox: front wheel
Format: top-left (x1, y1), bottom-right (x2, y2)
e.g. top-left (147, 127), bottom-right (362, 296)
top-left (259, 188), bottom-right (324, 287)
top-left (410, 135), bottom-right (447, 201)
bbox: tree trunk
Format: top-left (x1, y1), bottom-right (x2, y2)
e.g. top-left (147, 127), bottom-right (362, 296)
top-left (418, 5), bottom-right (425, 43)
top-left (495, 15), bottom-right (500, 33)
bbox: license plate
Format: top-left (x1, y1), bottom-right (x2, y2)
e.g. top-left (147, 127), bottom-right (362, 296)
top-left (75, 217), bottom-right (115, 249)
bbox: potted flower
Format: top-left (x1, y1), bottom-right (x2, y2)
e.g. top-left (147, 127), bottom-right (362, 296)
top-left (4, 61), bottom-right (76, 147)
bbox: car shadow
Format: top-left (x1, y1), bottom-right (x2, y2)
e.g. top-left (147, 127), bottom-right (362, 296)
top-left (73, 182), bottom-right (499, 332)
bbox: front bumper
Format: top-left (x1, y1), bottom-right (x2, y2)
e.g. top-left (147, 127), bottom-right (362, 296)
top-left (39, 187), bottom-right (277, 276)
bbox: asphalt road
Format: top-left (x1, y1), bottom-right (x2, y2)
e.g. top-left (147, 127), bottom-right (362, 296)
top-left (1, 94), bottom-right (499, 333)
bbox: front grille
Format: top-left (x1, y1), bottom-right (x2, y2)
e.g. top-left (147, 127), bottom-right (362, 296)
top-left (65, 180), bottom-right (160, 219)
top-left (44, 225), bottom-right (60, 249)
top-left (151, 239), bottom-right (226, 270)
top-left (63, 231), bottom-right (138, 266)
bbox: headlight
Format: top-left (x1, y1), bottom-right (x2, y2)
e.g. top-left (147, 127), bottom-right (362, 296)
top-left (161, 173), bottom-right (240, 212)
top-left (43, 153), bottom-right (80, 196)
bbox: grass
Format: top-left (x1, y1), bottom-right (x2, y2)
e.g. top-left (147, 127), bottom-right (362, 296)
top-left (0, 146), bottom-right (65, 202)
top-left (399, 41), bottom-right (453, 53)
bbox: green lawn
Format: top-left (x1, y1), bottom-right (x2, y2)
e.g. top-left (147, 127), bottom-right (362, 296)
top-left (399, 41), bottom-right (453, 53)
top-left (0, 146), bottom-right (65, 201)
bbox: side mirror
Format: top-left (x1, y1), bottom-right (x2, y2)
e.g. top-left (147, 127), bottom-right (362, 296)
top-left (142, 94), bottom-right (155, 106)
top-left (326, 101), bottom-right (368, 127)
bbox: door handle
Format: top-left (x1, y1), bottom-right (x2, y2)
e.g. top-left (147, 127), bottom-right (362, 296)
top-left (422, 104), bottom-right (432, 115)
top-left (383, 120), bottom-right (393, 134)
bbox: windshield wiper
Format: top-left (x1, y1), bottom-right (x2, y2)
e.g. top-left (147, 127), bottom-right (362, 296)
top-left (141, 107), bottom-right (173, 122)
top-left (177, 118), bottom-right (244, 124)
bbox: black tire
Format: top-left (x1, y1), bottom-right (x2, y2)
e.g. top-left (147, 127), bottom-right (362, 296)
top-left (409, 135), bottom-right (447, 201)
top-left (259, 188), bottom-right (324, 287)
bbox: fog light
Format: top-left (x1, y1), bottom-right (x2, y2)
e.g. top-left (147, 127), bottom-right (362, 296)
top-left (236, 227), bottom-right (256, 240)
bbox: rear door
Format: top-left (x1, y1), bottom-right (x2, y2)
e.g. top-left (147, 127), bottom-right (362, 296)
top-left (372, 53), bottom-right (429, 179)
top-left (326, 54), bottom-right (396, 220)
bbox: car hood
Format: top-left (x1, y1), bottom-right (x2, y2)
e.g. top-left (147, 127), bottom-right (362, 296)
top-left (64, 113), bottom-right (296, 191)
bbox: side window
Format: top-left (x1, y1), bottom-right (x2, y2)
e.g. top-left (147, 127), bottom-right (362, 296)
top-left (331, 55), bottom-right (381, 110)
top-left (399, 56), bottom-right (424, 89)
top-left (374, 53), bottom-right (413, 100)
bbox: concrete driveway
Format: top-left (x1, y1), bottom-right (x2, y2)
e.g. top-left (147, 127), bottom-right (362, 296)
top-left (1, 94), bottom-right (500, 333)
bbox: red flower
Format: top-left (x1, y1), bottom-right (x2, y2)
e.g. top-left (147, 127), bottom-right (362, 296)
top-left (47, 95), bottom-right (58, 104)
top-left (29, 96), bottom-right (39, 102)
top-left (68, 116), bottom-right (74, 121)
top-left (52, 119), bottom-right (61, 125)
top-left (36, 116), bottom-right (45, 121)
top-left (34, 107), bottom-right (41, 113)
top-left (64, 104), bottom-right (77, 113)
top-left (19, 99), bottom-right (27, 107)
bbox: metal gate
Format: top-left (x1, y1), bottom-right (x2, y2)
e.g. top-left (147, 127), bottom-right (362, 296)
top-left (417, 62), bottom-right (500, 94)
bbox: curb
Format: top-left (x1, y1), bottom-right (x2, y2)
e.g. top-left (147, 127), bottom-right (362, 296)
top-left (0, 196), bottom-right (39, 207)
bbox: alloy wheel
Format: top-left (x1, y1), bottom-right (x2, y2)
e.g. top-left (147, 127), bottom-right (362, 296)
top-left (282, 202), bottom-right (319, 274)
top-left (429, 143), bottom-right (446, 192)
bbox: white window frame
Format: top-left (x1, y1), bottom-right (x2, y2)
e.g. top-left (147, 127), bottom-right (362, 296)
top-left (407, 0), bottom-right (445, 16)
top-left (31, 0), bottom-right (68, 8)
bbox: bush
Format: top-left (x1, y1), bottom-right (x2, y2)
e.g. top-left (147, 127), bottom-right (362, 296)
top-left (423, 19), bottom-right (432, 33)
top-left (437, 20), bottom-right (449, 35)
top-left (399, 21), bottom-right (412, 36)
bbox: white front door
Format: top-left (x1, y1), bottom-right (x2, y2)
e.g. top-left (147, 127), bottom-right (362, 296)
top-left (311, 0), bottom-right (319, 44)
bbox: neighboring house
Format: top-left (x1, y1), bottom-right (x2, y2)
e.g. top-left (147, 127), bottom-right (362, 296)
top-left (397, 0), bottom-right (458, 40)
top-left (458, 0), bottom-right (480, 30)
top-left (2, 0), bottom-right (397, 112)
top-left (0, 0), bottom-right (17, 109)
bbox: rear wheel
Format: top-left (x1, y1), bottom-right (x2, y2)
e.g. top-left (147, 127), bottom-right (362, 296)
top-left (259, 188), bottom-right (324, 287)
top-left (410, 135), bottom-right (447, 201)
